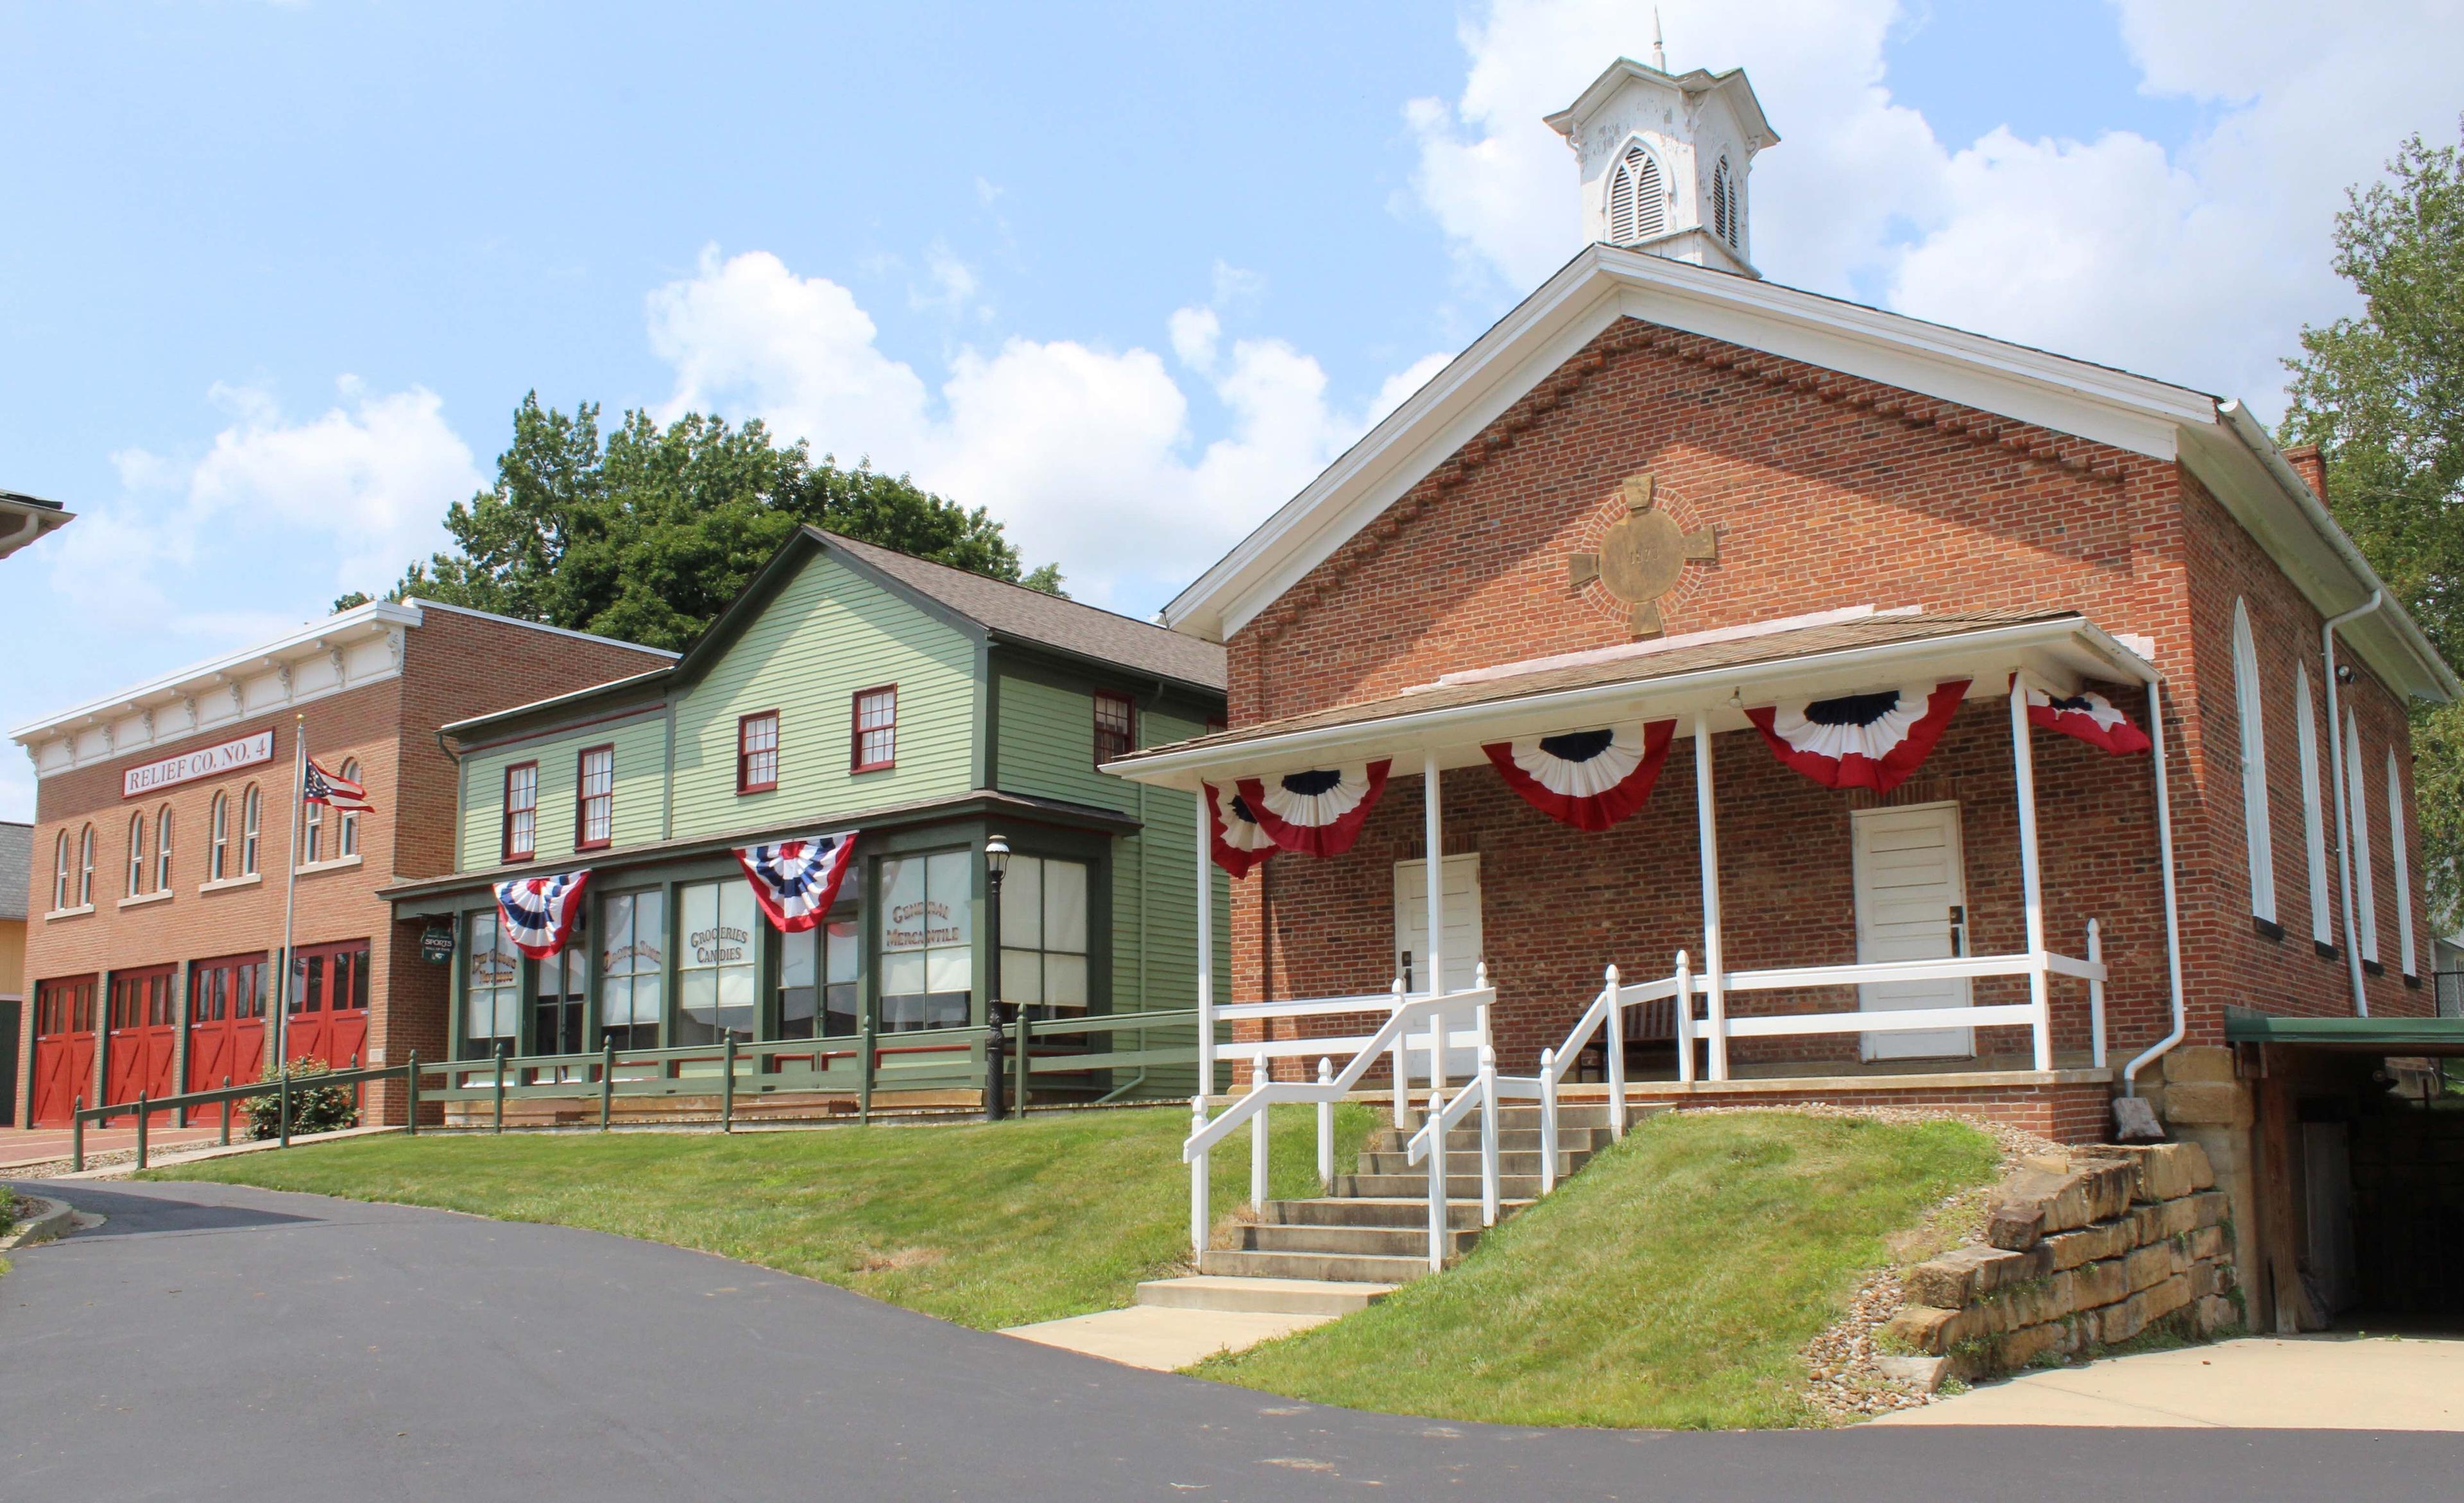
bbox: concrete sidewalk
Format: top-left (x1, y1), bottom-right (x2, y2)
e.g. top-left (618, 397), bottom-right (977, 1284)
top-left (4, 1123), bottom-right (224, 1171)
top-left (1869, 1335), bottom-right (2464, 1429)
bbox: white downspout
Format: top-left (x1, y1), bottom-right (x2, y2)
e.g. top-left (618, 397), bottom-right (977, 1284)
top-left (2323, 590), bottom-right (2386, 1017)
top-left (2122, 677), bottom-right (2189, 1096)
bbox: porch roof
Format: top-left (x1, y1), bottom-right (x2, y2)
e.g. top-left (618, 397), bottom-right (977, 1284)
top-left (2223, 1005), bottom-right (2464, 1054)
top-left (1106, 606), bottom-right (2156, 789)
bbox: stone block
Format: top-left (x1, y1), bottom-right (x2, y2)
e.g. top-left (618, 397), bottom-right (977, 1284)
top-left (2187, 1189), bottom-right (2229, 1229)
top-left (2111, 1094), bottom-right (2164, 1142)
top-left (2100, 1141), bottom-right (2216, 1201)
top-left (2196, 1294), bottom-right (2238, 1336)
top-left (2190, 1258), bottom-right (2218, 1299)
top-left (1876, 1353), bottom-right (1951, 1393)
top-left (2043, 1219), bottom-right (2130, 1271)
top-left (2155, 1197), bottom-right (2202, 1239)
top-left (2099, 1297), bottom-right (2146, 1345)
top-left (2139, 1272), bottom-right (2194, 1323)
top-left (2072, 1257), bottom-right (2130, 1309)
top-left (2163, 1045), bottom-right (2237, 1085)
top-left (2124, 1241), bottom-right (2183, 1293)
top-left (1883, 1305), bottom-right (1958, 1356)
top-left (2189, 1225), bottom-right (2225, 1261)
top-left (2163, 1081), bottom-right (2254, 1129)
top-left (1989, 1167), bottom-right (2101, 1248)
top-left (1995, 1321), bottom-right (2066, 1370)
top-left (1906, 1244), bottom-right (2048, 1307)
top-left (2076, 1159), bottom-right (2137, 1222)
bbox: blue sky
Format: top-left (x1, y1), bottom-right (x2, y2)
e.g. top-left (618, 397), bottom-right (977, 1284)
top-left (3, 0), bottom-right (2454, 821)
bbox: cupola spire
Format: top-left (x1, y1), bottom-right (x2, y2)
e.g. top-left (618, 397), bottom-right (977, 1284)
top-left (1544, 53), bottom-right (1779, 278)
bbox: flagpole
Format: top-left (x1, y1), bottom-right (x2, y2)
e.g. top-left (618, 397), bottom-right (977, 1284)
top-left (277, 714), bottom-right (305, 1070)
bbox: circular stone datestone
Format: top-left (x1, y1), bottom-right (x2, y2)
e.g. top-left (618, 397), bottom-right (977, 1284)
top-left (1596, 509), bottom-right (1690, 603)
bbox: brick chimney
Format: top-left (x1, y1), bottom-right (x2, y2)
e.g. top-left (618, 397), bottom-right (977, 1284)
top-left (2282, 443), bottom-right (2329, 505)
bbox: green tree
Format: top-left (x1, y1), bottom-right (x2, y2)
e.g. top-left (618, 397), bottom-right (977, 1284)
top-left (2282, 123), bottom-right (2464, 931)
top-left (391, 394), bottom-right (1063, 651)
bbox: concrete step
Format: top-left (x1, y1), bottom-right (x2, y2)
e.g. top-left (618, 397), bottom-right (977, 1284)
top-left (1367, 1125), bottom-right (1613, 1155)
top-left (1199, 1248), bottom-right (1439, 1284)
top-left (1134, 1275), bottom-right (1396, 1316)
top-left (1262, 1196), bottom-right (1530, 1229)
top-left (1333, 1172), bottom-right (1548, 1199)
top-left (1355, 1148), bottom-right (1595, 1178)
top-left (1394, 1103), bottom-right (1616, 1132)
top-left (1237, 1221), bottom-right (1482, 1258)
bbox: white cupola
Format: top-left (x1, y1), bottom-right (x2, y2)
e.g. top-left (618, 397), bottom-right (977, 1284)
top-left (1544, 37), bottom-right (1779, 279)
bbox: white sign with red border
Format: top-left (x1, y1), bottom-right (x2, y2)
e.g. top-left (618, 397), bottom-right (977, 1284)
top-left (123, 730), bottom-right (276, 799)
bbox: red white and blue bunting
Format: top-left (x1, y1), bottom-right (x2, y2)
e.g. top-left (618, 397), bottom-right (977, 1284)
top-left (1745, 680), bottom-right (1970, 794)
top-left (1484, 721), bottom-right (1677, 832)
top-left (2019, 676), bottom-right (2151, 755)
top-left (1204, 781), bottom-right (1278, 879)
top-left (495, 870), bottom-right (592, 960)
top-left (735, 830), bottom-right (860, 932)
top-left (1238, 760), bottom-right (1392, 859)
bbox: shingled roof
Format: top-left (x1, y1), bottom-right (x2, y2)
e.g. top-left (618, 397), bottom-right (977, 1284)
top-left (816, 530), bottom-right (1226, 692)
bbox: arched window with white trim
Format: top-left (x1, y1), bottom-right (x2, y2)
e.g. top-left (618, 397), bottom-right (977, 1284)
top-left (2293, 664), bottom-right (2332, 948)
top-left (156, 805), bottom-right (173, 893)
top-left (126, 812), bottom-right (146, 897)
top-left (2387, 747), bottom-right (2416, 979)
top-left (2230, 599), bottom-right (2277, 925)
top-left (242, 785), bottom-right (261, 876)
top-left (338, 759), bottom-right (361, 857)
top-left (53, 829), bottom-right (70, 911)
top-left (1605, 141), bottom-right (1665, 245)
top-left (209, 791), bottom-right (229, 881)
top-left (2345, 709), bottom-right (2380, 965)
top-left (78, 825), bottom-right (94, 906)
top-left (302, 784), bottom-right (324, 865)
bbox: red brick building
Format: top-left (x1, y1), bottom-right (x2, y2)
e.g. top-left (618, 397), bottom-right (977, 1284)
top-left (1110, 58), bottom-right (2456, 1166)
top-left (11, 599), bottom-right (670, 1129)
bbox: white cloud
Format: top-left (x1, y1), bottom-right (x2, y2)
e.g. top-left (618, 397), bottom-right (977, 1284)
top-left (646, 246), bottom-right (1450, 607)
top-left (1404, 0), bottom-right (2460, 411)
top-left (58, 377), bottom-right (478, 621)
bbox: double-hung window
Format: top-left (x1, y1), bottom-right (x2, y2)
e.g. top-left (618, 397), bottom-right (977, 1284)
top-left (126, 814), bottom-right (146, 897)
top-left (999, 855), bottom-right (1090, 1013)
top-left (852, 686), bottom-right (896, 772)
top-left (738, 712), bottom-right (779, 793)
top-left (598, 889), bottom-right (666, 1051)
top-left (155, 806), bottom-right (173, 891)
top-left (464, 909), bottom-right (520, 1056)
top-left (880, 850), bottom-right (969, 1031)
top-left (503, 762), bottom-right (538, 862)
top-left (678, 879), bottom-right (757, 1045)
top-left (576, 745), bottom-right (615, 849)
top-left (241, 787), bottom-right (260, 875)
top-left (209, 792), bottom-right (230, 881)
top-left (1093, 692), bottom-right (1136, 766)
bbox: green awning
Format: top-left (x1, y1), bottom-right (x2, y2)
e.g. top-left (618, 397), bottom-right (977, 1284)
top-left (2224, 1004), bottom-right (2464, 1053)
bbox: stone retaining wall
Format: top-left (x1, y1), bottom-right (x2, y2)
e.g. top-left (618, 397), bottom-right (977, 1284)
top-left (1885, 1140), bottom-right (2240, 1377)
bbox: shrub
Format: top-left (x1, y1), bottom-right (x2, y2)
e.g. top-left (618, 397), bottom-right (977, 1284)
top-left (247, 1057), bottom-right (361, 1140)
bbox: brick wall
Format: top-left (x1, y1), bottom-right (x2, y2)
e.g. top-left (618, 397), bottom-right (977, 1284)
top-left (1218, 316), bottom-right (2434, 1083)
top-left (15, 605), bottom-right (666, 1128)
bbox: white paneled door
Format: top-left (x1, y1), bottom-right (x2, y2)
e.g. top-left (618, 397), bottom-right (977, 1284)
top-left (1852, 802), bottom-right (1972, 1060)
top-left (1394, 854), bottom-right (1484, 1081)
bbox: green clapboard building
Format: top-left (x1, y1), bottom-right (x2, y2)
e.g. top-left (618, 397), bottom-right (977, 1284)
top-left (381, 528), bottom-right (1228, 1117)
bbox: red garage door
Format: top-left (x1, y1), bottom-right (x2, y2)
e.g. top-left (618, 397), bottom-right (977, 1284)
top-left (30, 975), bottom-right (98, 1128)
top-left (280, 940), bottom-right (370, 1070)
top-left (104, 966), bottom-right (179, 1122)
top-left (187, 953), bottom-right (269, 1102)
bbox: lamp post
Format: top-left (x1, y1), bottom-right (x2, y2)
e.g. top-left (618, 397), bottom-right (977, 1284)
top-left (983, 835), bottom-right (1010, 1122)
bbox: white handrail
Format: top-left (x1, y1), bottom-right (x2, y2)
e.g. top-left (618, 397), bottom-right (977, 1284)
top-left (1215, 992), bottom-right (1402, 1022)
top-left (1405, 1045), bottom-right (1502, 1262)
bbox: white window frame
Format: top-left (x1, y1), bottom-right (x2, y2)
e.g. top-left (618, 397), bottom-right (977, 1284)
top-left (209, 791), bottom-right (230, 882)
top-left (2387, 748), bottom-right (2416, 979)
top-left (126, 812), bottom-right (146, 897)
top-left (338, 759), bottom-right (361, 857)
top-left (155, 805), bottom-right (173, 893)
top-left (1605, 139), bottom-right (1666, 246)
top-left (2345, 710), bottom-right (2380, 965)
top-left (2293, 664), bottom-right (2332, 948)
top-left (2231, 599), bottom-right (2277, 925)
top-left (241, 785), bottom-right (262, 875)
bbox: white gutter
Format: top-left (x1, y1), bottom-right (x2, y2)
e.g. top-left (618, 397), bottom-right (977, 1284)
top-left (2323, 590), bottom-right (2388, 1017)
top-left (2121, 674), bottom-right (2189, 1096)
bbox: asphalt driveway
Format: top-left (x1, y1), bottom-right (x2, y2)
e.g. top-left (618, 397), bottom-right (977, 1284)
top-left (2, 1179), bottom-right (2455, 1501)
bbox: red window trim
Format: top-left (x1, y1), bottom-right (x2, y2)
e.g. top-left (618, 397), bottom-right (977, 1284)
top-left (737, 710), bottom-right (780, 794)
top-left (850, 685), bottom-right (898, 774)
top-left (1093, 691), bottom-right (1137, 768)
top-left (574, 743), bottom-right (616, 851)
top-left (502, 760), bottom-right (539, 863)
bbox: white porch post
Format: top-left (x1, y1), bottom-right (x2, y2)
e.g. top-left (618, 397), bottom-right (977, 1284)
top-left (1423, 751), bottom-right (1446, 1104)
top-left (1195, 782), bottom-right (1215, 1102)
top-left (2008, 677), bottom-right (2055, 1072)
top-left (1693, 712), bottom-right (1729, 1082)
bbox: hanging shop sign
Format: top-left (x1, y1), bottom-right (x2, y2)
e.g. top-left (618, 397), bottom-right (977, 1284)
top-left (1746, 680), bottom-right (1970, 793)
top-left (495, 870), bottom-right (592, 959)
top-left (1484, 720), bottom-right (1677, 831)
top-left (2019, 676), bottom-right (2152, 755)
top-left (735, 830), bottom-right (860, 932)
top-left (418, 923), bottom-right (458, 965)
top-left (122, 729), bottom-right (276, 799)
top-left (1205, 782), bottom-right (1278, 878)
top-left (1238, 760), bottom-right (1393, 858)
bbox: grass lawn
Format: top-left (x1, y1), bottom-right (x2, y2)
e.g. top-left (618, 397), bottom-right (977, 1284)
top-left (152, 1103), bottom-right (1376, 1330)
top-left (1193, 1110), bottom-right (1998, 1429)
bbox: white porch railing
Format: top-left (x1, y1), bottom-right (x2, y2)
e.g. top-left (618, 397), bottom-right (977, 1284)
top-left (1183, 972), bottom-right (1495, 1258)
